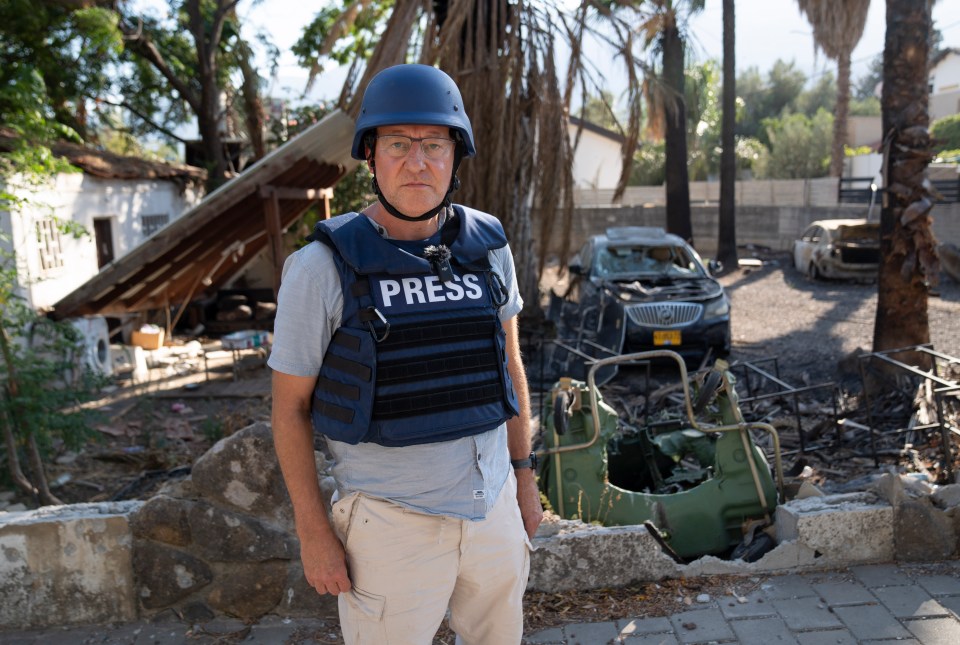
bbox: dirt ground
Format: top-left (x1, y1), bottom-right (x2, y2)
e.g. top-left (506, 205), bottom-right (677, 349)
top-left (722, 249), bottom-right (960, 387)
top-left (4, 250), bottom-right (960, 506)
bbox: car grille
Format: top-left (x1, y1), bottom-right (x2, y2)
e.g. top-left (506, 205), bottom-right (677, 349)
top-left (625, 302), bottom-right (703, 328)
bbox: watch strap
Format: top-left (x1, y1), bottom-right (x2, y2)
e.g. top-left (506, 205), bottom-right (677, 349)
top-left (511, 452), bottom-right (537, 470)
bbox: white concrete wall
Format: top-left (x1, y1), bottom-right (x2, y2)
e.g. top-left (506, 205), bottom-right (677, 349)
top-left (847, 154), bottom-right (884, 180)
top-left (4, 173), bottom-right (201, 311)
top-left (0, 502), bottom-right (141, 628)
top-left (560, 178), bottom-right (960, 258)
top-left (575, 177), bottom-right (841, 209)
top-left (931, 51), bottom-right (960, 122)
top-left (568, 125), bottom-right (624, 190)
top-left (931, 89), bottom-right (960, 123)
top-left (931, 51), bottom-right (960, 94)
top-left (846, 116), bottom-right (882, 148)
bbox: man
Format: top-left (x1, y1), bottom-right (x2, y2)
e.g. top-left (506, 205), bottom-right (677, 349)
top-left (269, 63), bottom-right (543, 644)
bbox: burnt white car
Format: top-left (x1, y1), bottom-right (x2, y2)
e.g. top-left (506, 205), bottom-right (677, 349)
top-left (793, 219), bottom-right (880, 280)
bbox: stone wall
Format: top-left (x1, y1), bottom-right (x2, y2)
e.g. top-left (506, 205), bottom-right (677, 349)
top-left (129, 422), bottom-right (338, 624)
top-left (4, 422), bottom-right (960, 629)
top-left (562, 178), bottom-right (960, 259)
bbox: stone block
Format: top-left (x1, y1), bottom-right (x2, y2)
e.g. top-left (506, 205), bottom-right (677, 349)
top-left (775, 492), bottom-right (894, 565)
top-left (131, 495), bottom-right (192, 547)
top-left (133, 541), bottom-right (213, 609)
top-left (528, 521), bottom-right (678, 592)
top-left (186, 501), bottom-right (295, 562)
top-left (894, 498), bottom-right (957, 562)
top-left (190, 422), bottom-right (294, 530)
top-left (205, 561), bottom-right (288, 619)
top-left (932, 484), bottom-right (960, 509)
top-left (0, 502), bottom-right (141, 628)
top-left (276, 562), bottom-right (339, 618)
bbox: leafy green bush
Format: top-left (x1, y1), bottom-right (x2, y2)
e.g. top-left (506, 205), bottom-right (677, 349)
top-left (933, 149), bottom-right (960, 163)
top-left (931, 114), bottom-right (960, 153)
top-left (753, 108), bottom-right (832, 179)
top-left (1, 64), bottom-right (105, 506)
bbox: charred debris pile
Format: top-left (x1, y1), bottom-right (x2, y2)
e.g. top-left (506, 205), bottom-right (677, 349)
top-left (548, 346), bottom-right (960, 492)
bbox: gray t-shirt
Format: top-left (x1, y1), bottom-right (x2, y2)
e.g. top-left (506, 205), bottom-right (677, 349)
top-left (268, 213), bottom-right (523, 520)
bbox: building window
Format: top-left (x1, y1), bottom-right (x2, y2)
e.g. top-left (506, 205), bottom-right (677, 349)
top-left (36, 218), bottom-right (65, 271)
top-left (142, 214), bottom-right (169, 237)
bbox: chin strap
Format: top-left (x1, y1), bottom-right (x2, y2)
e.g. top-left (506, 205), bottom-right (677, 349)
top-left (368, 143), bottom-right (465, 222)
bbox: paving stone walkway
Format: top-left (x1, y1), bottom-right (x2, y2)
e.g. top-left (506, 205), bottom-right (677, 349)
top-left (3, 563), bottom-right (960, 644)
top-left (525, 562), bottom-right (960, 645)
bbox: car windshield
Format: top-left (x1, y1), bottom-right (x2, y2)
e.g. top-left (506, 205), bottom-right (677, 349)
top-left (593, 244), bottom-right (705, 279)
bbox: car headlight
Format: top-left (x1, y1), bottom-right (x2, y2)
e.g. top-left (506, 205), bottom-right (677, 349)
top-left (703, 296), bottom-right (730, 319)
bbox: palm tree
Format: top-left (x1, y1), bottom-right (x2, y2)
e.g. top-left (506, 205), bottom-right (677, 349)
top-left (872, 0), bottom-right (938, 363)
top-left (796, 0), bottom-right (871, 178)
top-left (716, 0), bottom-right (737, 269)
top-left (626, 0), bottom-right (705, 245)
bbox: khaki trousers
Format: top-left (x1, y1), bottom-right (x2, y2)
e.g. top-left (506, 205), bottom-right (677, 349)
top-left (331, 472), bottom-right (531, 645)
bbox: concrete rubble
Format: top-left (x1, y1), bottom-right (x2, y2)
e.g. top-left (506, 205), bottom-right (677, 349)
top-left (1, 422), bottom-right (959, 629)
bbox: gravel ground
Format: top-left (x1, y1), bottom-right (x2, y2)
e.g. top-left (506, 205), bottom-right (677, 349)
top-left (719, 251), bottom-right (960, 391)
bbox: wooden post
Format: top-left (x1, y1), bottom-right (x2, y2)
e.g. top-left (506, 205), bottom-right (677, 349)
top-left (321, 187), bottom-right (333, 220)
top-left (262, 186), bottom-right (284, 299)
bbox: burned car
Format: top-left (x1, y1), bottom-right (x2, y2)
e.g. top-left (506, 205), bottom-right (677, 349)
top-left (546, 227), bottom-right (730, 381)
top-left (792, 218), bottom-right (880, 281)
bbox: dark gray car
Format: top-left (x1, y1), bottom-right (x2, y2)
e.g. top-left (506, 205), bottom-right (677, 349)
top-left (546, 227), bottom-right (730, 380)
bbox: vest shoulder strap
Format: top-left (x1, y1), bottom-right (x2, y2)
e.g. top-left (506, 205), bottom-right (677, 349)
top-left (309, 208), bottom-right (509, 276)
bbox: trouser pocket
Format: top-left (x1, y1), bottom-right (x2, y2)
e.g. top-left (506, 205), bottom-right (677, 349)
top-left (340, 586), bottom-right (387, 645)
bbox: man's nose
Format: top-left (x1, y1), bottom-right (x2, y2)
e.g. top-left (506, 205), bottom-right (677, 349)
top-left (403, 144), bottom-right (428, 166)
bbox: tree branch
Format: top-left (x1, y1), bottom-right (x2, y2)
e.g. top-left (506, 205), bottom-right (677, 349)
top-left (120, 19), bottom-right (201, 113)
top-left (91, 96), bottom-right (190, 144)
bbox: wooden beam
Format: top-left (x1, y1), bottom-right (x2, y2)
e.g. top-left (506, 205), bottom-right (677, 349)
top-left (258, 186), bottom-right (333, 201)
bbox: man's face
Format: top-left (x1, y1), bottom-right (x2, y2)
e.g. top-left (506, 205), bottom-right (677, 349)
top-left (370, 124), bottom-right (455, 216)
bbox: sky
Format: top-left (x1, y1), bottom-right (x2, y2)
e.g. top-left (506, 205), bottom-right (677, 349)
top-left (244, 0), bottom-right (960, 106)
top-left (131, 0), bottom-right (960, 107)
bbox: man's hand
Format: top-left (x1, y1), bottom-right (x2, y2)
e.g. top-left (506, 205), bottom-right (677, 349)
top-left (300, 526), bottom-right (352, 595)
top-left (272, 370), bottom-right (352, 596)
top-left (514, 468), bottom-right (544, 540)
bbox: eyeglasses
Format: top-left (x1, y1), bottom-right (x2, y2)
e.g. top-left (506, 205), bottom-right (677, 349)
top-left (377, 135), bottom-right (455, 160)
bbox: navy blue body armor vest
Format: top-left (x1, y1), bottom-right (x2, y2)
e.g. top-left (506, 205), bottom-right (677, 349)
top-left (308, 206), bottom-right (520, 447)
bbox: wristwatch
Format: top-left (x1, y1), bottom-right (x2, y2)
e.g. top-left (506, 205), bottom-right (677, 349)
top-left (511, 452), bottom-right (538, 471)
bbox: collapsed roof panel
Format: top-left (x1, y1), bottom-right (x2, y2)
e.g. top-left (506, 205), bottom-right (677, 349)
top-left (49, 110), bottom-right (358, 320)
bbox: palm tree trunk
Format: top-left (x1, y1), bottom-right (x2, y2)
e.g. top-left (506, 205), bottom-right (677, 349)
top-left (662, 24), bottom-right (693, 245)
top-left (873, 0), bottom-right (936, 367)
top-left (830, 52), bottom-right (852, 177)
top-left (717, 0), bottom-right (737, 268)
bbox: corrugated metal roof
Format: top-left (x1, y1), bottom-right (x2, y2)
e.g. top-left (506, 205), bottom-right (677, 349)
top-left (49, 110), bottom-right (358, 320)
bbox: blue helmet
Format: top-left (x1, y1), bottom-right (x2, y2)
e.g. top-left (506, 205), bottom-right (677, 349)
top-left (351, 64), bottom-right (476, 160)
